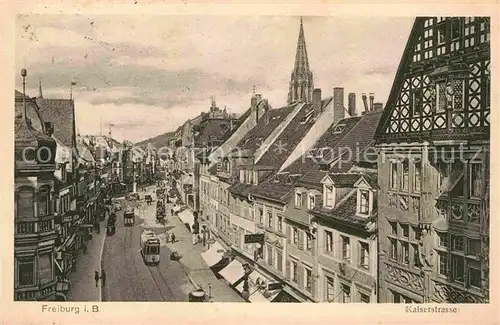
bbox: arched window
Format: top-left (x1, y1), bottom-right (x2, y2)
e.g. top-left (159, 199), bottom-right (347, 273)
top-left (16, 187), bottom-right (34, 219)
top-left (38, 186), bottom-right (51, 216)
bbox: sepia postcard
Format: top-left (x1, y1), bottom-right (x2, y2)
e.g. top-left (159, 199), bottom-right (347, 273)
top-left (1, 1), bottom-right (499, 325)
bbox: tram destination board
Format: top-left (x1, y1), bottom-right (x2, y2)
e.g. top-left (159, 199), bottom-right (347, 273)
top-left (244, 234), bottom-right (264, 244)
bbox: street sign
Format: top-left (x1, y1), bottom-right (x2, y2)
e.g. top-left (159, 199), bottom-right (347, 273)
top-left (244, 233), bottom-right (264, 244)
top-left (268, 283), bottom-right (283, 291)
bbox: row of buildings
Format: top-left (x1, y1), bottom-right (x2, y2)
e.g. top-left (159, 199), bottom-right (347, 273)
top-left (169, 17), bottom-right (490, 303)
top-left (13, 76), bottom-right (159, 300)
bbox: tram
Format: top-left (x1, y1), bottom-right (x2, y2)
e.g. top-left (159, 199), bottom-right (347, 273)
top-left (124, 207), bottom-right (135, 226)
top-left (106, 214), bottom-right (116, 236)
top-left (140, 230), bottom-right (160, 265)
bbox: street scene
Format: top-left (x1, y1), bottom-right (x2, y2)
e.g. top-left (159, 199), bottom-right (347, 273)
top-left (13, 15), bottom-right (490, 304)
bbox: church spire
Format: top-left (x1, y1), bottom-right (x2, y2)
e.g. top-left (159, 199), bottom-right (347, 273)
top-left (287, 17), bottom-right (314, 105)
top-left (37, 78), bottom-right (43, 99)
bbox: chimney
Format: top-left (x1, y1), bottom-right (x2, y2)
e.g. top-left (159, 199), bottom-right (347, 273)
top-left (348, 93), bottom-right (356, 116)
top-left (362, 93), bottom-right (369, 112)
top-left (333, 87), bottom-right (345, 125)
top-left (313, 88), bottom-right (322, 117)
top-left (251, 93), bottom-right (262, 122)
top-left (369, 93), bottom-right (375, 111)
top-left (373, 102), bottom-right (384, 111)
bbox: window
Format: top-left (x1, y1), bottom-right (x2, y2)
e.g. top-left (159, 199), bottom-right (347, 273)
top-left (390, 162), bottom-right (398, 190)
top-left (341, 283), bottom-right (351, 303)
top-left (439, 252), bottom-right (449, 276)
top-left (359, 190), bottom-right (370, 214)
top-left (436, 80), bottom-right (447, 112)
top-left (438, 232), bottom-right (448, 248)
top-left (360, 242), bottom-right (369, 269)
top-left (451, 255), bottom-right (465, 282)
top-left (437, 24), bottom-right (446, 44)
top-left (389, 222), bottom-right (397, 236)
top-left (308, 194), bottom-right (316, 209)
top-left (412, 244), bottom-right (422, 268)
top-left (291, 261), bottom-right (298, 283)
top-left (467, 238), bottom-right (481, 256)
top-left (468, 262), bottom-right (482, 288)
top-left (277, 215), bottom-right (283, 232)
top-left (325, 276), bottom-right (335, 302)
top-left (267, 246), bottom-right (273, 265)
top-left (305, 268), bottom-right (313, 292)
top-left (450, 19), bottom-right (461, 39)
top-left (17, 187), bottom-right (34, 219)
top-left (401, 160), bottom-right (409, 191)
top-left (276, 251), bottom-right (283, 272)
top-left (469, 162), bottom-right (483, 198)
top-left (401, 224), bottom-right (409, 238)
top-left (411, 89), bottom-right (423, 116)
top-left (359, 292), bottom-right (370, 303)
top-left (258, 209), bottom-right (264, 224)
top-left (413, 227), bottom-right (422, 241)
top-left (390, 239), bottom-right (398, 260)
top-left (324, 185), bottom-right (334, 207)
top-left (452, 235), bottom-right (464, 251)
top-left (267, 212), bottom-right (273, 229)
top-left (293, 227), bottom-right (299, 244)
top-left (341, 236), bottom-right (350, 260)
top-left (295, 192), bottom-right (303, 208)
top-left (306, 233), bottom-right (313, 251)
top-left (414, 161), bottom-right (421, 192)
top-left (38, 187), bottom-right (51, 216)
top-left (392, 291), bottom-right (414, 303)
top-left (17, 257), bottom-right (35, 287)
top-left (325, 231), bottom-right (333, 253)
top-left (402, 242), bottom-right (410, 264)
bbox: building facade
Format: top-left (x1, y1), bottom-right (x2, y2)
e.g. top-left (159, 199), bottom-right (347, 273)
top-left (375, 17), bottom-right (490, 303)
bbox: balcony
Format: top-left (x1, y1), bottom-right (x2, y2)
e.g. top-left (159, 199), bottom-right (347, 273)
top-left (15, 219), bottom-right (55, 236)
top-left (15, 281), bottom-right (57, 301)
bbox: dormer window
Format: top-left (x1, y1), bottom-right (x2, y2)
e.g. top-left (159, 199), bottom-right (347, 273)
top-left (308, 194), bottom-right (316, 209)
top-left (295, 192), bottom-right (303, 208)
top-left (359, 190), bottom-right (370, 215)
top-left (324, 185), bottom-right (334, 208)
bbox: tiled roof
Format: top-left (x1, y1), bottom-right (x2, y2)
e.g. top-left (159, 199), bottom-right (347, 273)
top-left (220, 106), bottom-right (252, 142)
top-left (36, 98), bottom-right (75, 148)
top-left (326, 173), bottom-right (363, 187)
top-left (15, 90), bottom-right (45, 132)
top-left (236, 105), bottom-right (296, 154)
top-left (257, 104), bottom-right (315, 169)
top-left (310, 194), bottom-right (371, 228)
top-left (326, 110), bottom-right (383, 173)
top-left (251, 181), bottom-right (294, 203)
top-left (296, 169), bottom-right (326, 188)
top-left (194, 118), bottom-right (235, 147)
top-left (228, 183), bottom-right (254, 198)
top-left (363, 172), bottom-right (378, 188)
top-left (284, 116), bottom-right (362, 175)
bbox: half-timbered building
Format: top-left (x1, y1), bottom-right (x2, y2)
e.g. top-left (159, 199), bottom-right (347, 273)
top-left (375, 17), bottom-right (490, 303)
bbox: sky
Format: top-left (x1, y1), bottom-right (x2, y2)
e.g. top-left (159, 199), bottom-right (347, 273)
top-left (15, 14), bottom-right (414, 143)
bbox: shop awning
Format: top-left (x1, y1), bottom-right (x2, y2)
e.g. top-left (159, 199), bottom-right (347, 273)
top-left (177, 209), bottom-right (195, 227)
top-left (219, 259), bottom-right (246, 285)
top-left (173, 205), bottom-right (182, 213)
top-left (201, 242), bottom-right (225, 267)
top-left (235, 269), bottom-right (282, 303)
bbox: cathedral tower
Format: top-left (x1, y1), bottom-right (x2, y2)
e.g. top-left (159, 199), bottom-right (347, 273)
top-left (287, 17), bottom-right (314, 105)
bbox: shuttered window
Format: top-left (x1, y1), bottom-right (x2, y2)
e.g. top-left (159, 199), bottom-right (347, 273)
top-left (38, 253), bottom-right (53, 285)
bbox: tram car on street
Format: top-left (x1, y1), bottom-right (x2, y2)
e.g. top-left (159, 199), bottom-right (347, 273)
top-left (124, 207), bottom-right (135, 226)
top-left (106, 215), bottom-right (116, 236)
top-left (145, 194), bottom-right (153, 205)
top-left (140, 230), bottom-right (160, 265)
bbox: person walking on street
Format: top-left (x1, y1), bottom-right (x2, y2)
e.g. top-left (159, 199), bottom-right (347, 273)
top-left (171, 233), bottom-right (176, 243)
top-left (101, 270), bottom-right (106, 287)
top-left (94, 271), bottom-right (99, 287)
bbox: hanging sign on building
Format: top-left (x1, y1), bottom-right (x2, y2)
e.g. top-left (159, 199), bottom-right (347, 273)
top-left (267, 283), bottom-right (283, 291)
top-left (244, 233), bottom-right (264, 244)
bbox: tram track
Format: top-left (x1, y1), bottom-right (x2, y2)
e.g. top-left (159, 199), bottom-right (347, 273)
top-left (147, 264), bottom-right (178, 301)
top-left (124, 225), bottom-right (149, 301)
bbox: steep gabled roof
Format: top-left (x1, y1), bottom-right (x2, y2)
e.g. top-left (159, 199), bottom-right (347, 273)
top-left (36, 98), bottom-right (76, 148)
top-left (236, 105), bottom-right (296, 154)
top-left (194, 118), bottom-right (234, 146)
top-left (257, 103), bottom-right (315, 169)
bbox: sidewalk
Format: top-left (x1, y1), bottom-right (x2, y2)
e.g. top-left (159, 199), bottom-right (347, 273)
top-left (67, 219), bottom-right (106, 302)
top-left (164, 203), bottom-right (244, 302)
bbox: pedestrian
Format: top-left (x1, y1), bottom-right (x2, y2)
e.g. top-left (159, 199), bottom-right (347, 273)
top-left (101, 270), bottom-right (106, 287)
top-left (171, 208), bottom-right (174, 216)
top-left (171, 233), bottom-right (176, 243)
top-left (94, 271), bottom-right (99, 287)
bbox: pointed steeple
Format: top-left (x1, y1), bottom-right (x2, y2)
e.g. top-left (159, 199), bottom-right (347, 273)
top-left (37, 78), bottom-right (43, 99)
top-left (287, 17), bottom-right (314, 105)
